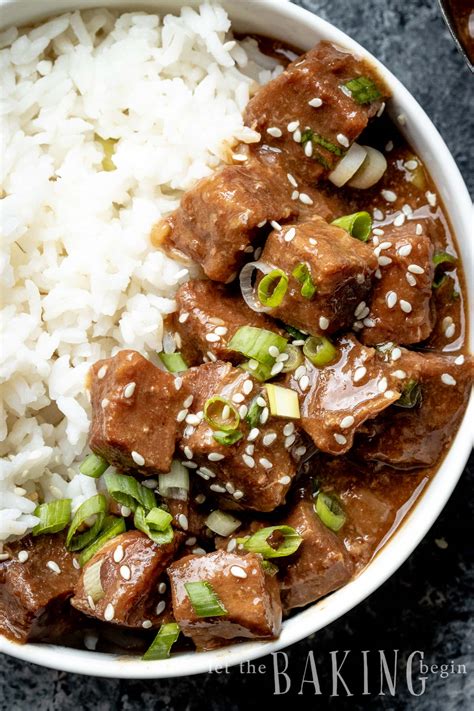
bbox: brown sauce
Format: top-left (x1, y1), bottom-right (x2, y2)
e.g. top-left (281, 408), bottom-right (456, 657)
top-left (445, 0), bottom-right (474, 64)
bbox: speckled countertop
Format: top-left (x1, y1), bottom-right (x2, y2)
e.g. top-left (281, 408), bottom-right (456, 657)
top-left (1, 1), bottom-right (472, 709)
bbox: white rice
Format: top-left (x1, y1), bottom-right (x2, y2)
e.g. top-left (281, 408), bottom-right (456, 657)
top-left (0, 5), bottom-right (281, 543)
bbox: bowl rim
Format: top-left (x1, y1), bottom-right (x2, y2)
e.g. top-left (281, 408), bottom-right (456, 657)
top-left (0, 0), bottom-right (472, 679)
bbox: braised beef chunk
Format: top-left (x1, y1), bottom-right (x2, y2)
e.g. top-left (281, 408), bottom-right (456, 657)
top-left (72, 531), bottom-right (179, 628)
top-left (168, 550), bottom-right (281, 649)
top-left (89, 350), bottom-right (187, 475)
top-left (244, 42), bottom-right (389, 186)
top-left (174, 280), bottom-right (282, 366)
top-left (180, 362), bottom-right (300, 512)
top-left (169, 157), bottom-right (296, 283)
top-left (280, 500), bottom-right (354, 610)
top-left (0, 534), bottom-right (79, 643)
top-left (357, 351), bottom-right (473, 469)
top-left (361, 223), bottom-right (435, 345)
top-left (287, 334), bottom-right (401, 455)
top-left (259, 218), bottom-right (377, 335)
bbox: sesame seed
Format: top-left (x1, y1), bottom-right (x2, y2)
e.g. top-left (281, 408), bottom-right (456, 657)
top-left (294, 365), bottom-right (307, 381)
top-left (232, 392), bottom-right (245, 403)
top-left (156, 600), bottom-right (166, 616)
top-left (269, 345), bottom-right (280, 358)
top-left (354, 366), bottom-right (367, 383)
top-left (334, 433), bottom-right (347, 445)
top-left (243, 454), bottom-right (255, 468)
top-left (279, 476), bottom-right (291, 485)
top-left (207, 351), bottom-right (218, 362)
top-left (402, 204), bottom-right (413, 217)
top-left (208, 452), bottom-right (225, 462)
top-left (293, 129), bottom-right (302, 142)
top-left (400, 300), bottom-right (412, 313)
top-left (340, 415), bottom-right (355, 429)
top-left (259, 458), bottom-right (273, 469)
top-left (406, 273), bottom-right (417, 287)
top-left (73, 558), bottom-right (80, 570)
top-left (287, 120), bottom-right (300, 132)
top-left (239, 404), bottom-right (248, 418)
top-left (445, 323), bottom-right (455, 339)
top-left (398, 244), bottom-right (412, 257)
top-left (101, 398), bottom-right (110, 408)
top-left (405, 160), bottom-right (418, 170)
top-left (454, 355), bottom-right (465, 365)
top-left (284, 227), bottom-right (296, 242)
top-left (397, 113), bottom-right (407, 125)
top-left (121, 506), bottom-right (131, 517)
top-left (87, 595), bottom-right (95, 610)
top-left (184, 446), bottom-right (193, 459)
top-left (381, 189), bottom-right (397, 203)
top-left (178, 312), bottom-right (189, 324)
top-left (195, 494), bottom-right (206, 504)
top-left (243, 379), bottom-right (253, 395)
top-left (192, 547), bottom-right (206, 555)
top-left (392, 370), bottom-right (407, 379)
top-left (363, 318), bottom-right (376, 328)
top-left (260, 407), bottom-right (269, 424)
top-left (287, 173), bottom-right (298, 187)
top-left (18, 550), bottom-right (29, 563)
top-left (271, 362), bottom-right (284, 376)
top-left (378, 255), bottom-right (393, 267)
top-left (174, 376), bottom-right (183, 391)
top-left (393, 213), bottom-right (405, 227)
top-left (271, 220), bottom-right (282, 231)
top-left (319, 316), bottom-right (329, 330)
top-left (408, 264), bottom-right (425, 274)
top-left (221, 404), bottom-right (230, 420)
top-left (375, 268), bottom-right (382, 279)
top-left (245, 444), bottom-right (255, 456)
top-left (97, 365), bottom-right (108, 380)
top-left (377, 377), bottom-right (388, 393)
top-left (131, 451), bottom-right (145, 466)
top-left (46, 560), bottom-right (61, 574)
top-left (304, 141), bottom-right (313, 157)
top-left (386, 291), bottom-right (398, 309)
top-left (183, 395), bottom-right (194, 409)
top-left (114, 546), bottom-right (125, 563)
top-left (291, 190), bottom-right (300, 200)
top-left (177, 409), bottom-right (188, 422)
top-left (226, 482), bottom-right (235, 494)
top-left (142, 620), bottom-right (153, 629)
top-left (391, 347), bottom-right (402, 361)
top-left (308, 97), bottom-right (323, 107)
top-left (426, 191), bottom-right (437, 207)
top-left (178, 514), bottom-right (189, 530)
top-left (283, 422), bottom-right (295, 436)
top-left (299, 375), bottom-right (310, 391)
top-left (267, 127), bottom-right (282, 138)
top-left (182, 461), bottom-right (197, 469)
top-left (292, 340), bottom-right (305, 347)
top-left (123, 381), bottom-right (136, 398)
top-left (441, 373), bottom-right (456, 386)
top-left (142, 479), bottom-right (157, 489)
top-left (374, 208), bottom-right (385, 220)
top-left (230, 565), bottom-right (248, 579)
top-left (262, 432), bottom-right (277, 446)
top-left (415, 224), bottom-right (423, 235)
top-left (158, 582), bottom-right (167, 594)
top-left (120, 565), bottom-right (131, 580)
top-left (185, 413), bottom-right (201, 426)
top-left (256, 396), bottom-right (267, 407)
top-left (336, 133), bottom-right (349, 147)
top-left (354, 301), bottom-right (367, 318)
top-left (227, 538), bottom-right (237, 553)
top-left (247, 428), bottom-right (260, 441)
top-left (199, 466), bottom-right (215, 478)
top-left (185, 537), bottom-right (197, 546)
top-left (295, 446), bottom-right (307, 457)
top-left (299, 192), bottom-right (314, 206)
top-left (205, 333), bottom-right (220, 343)
top-left (384, 390), bottom-right (396, 399)
top-left (385, 141), bottom-right (394, 152)
top-left (233, 490), bottom-right (244, 500)
top-left (285, 434), bottom-right (296, 448)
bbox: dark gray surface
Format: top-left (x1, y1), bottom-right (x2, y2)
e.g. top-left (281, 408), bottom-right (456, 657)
top-left (1, 0), bottom-right (472, 709)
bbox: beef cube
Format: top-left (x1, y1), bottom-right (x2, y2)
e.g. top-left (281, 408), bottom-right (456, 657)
top-left (174, 280), bottom-right (283, 366)
top-left (168, 550), bottom-right (281, 649)
top-left (167, 497), bottom-right (210, 541)
top-left (72, 530), bottom-right (180, 628)
top-left (244, 41), bottom-right (389, 186)
top-left (280, 500), bottom-right (354, 610)
top-left (286, 334), bottom-right (402, 454)
top-left (357, 350), bottom-right (473, 469)
top-left (0, 533), bottom-right (80, 643)
top-left (259, 218), bottom-right (377, 335)
top-left (169, 157), bottom-right (296, 283)
top-left (89, 350), bottom-right (188, 475)
top-left (180, 362), bottom-right (300, 512)
top-left (361, 223), bottom-right (435, 345)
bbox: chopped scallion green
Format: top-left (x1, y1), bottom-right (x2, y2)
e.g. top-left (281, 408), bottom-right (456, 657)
top-left (204, 396), bottom-right (240, 432)
top-left (158, 352), bottom-right (188, 373)
top-left (292, 262), bottom-right (317, 299)
top-left (143, 623), bottom-right (181, 661)
top-left (281, 344), bottom-right (304, 373)
top-left (145, 507), bottom-right (173, 532)
top-left (78, 515), bottom-right (126, 566)
top-left (395, 379), bottom-right (422, 409)
top-left (303, 336), bottom-right (338, 367)
top-left (184, 581), bottom-right (228, 617)
top-left (243, 525), bottom-right (302, 558)
top-left (66, 494), bottom-right (107, 551)
top-left (315, 492), bottom-right (346, 531)
top-left (228, 326), bottom-right (288, 367)
top-left (104, 471), bottom-right (156, 512)
top-left (79, 453), bottom-right (109, 478)
top-left (331, 211), bottom-right (372, 242)
top-left (32, 499), bottom-right (71, 536)
top-left (343, 76), bottom-right (382, 104)
top-left (258, 268), bottom-right (289, 308)
top-left (134, 505), bottom-right (174, 545)
top-left (212, 430), bottom-right (243, 446)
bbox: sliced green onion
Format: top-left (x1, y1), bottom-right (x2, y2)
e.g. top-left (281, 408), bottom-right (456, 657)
top-left (228, 326), bottom-right (288, 367)
top-left (292, 262), bottom-right (317, 299)
top-left (240, 359), bottom-right (273, 382)
top-left (302, 129), bottom-right (344, 156)
top-left (343, 76), bottom-right (382, 104)
top-left (257, 268), bottom-right (288, 308)
top-left (83, 559), bottom-right (105, 603)
top-left (265, 383), bottom-right (300, 419)
top-left (205, 510), bottom-right (241, 537)
top-left (204, 396), bottom-right (240, 432)
top-left (212, 430), bottom-right (243, 446)
top-left (159, 461), bottom-right (190, 501)
top-left (79, 453), bottom-right (109, 478)
top-left (281, 344), bottom-right (304, 373)
top-left (32, 499), bottom-right (71, 536)
top-left (331, 212), bottom-right (372, 241)
top-left (245, 397), bottom-right (264, 428)
top-left (315, 492), bottom-right (346, 531)
top-left (184, 581), bottom-right (228, 617)
top-left (104, 471), bottom-right (156, 513)
top-left (303, 336), bottom-right (338, 367)
top-left (145, 507), bottom-right (173, 532)
top-left (78, 515), bottom-right (126, 566)
top-left (243, 525), bottom-right (302, 558)
top-left (395, 379), bottom-right (422, 409)
top-left (158, 352), bottom-right (188, 373)
top-left (261, 560), bottom-right (279, 576)
top-left (143, 623), bottom-right (180, 661)
top-left (134, 506), bottom-right (174, 545)
top-left (66, 494), bottom-right (107, 551)
top-left (284, 324), bottom-right (307, 340)
top-left (433, 251), bottom-right (456, 268)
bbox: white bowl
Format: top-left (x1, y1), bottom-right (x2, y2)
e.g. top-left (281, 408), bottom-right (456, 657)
top-left (0, 0), bottom-right (472, 679)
